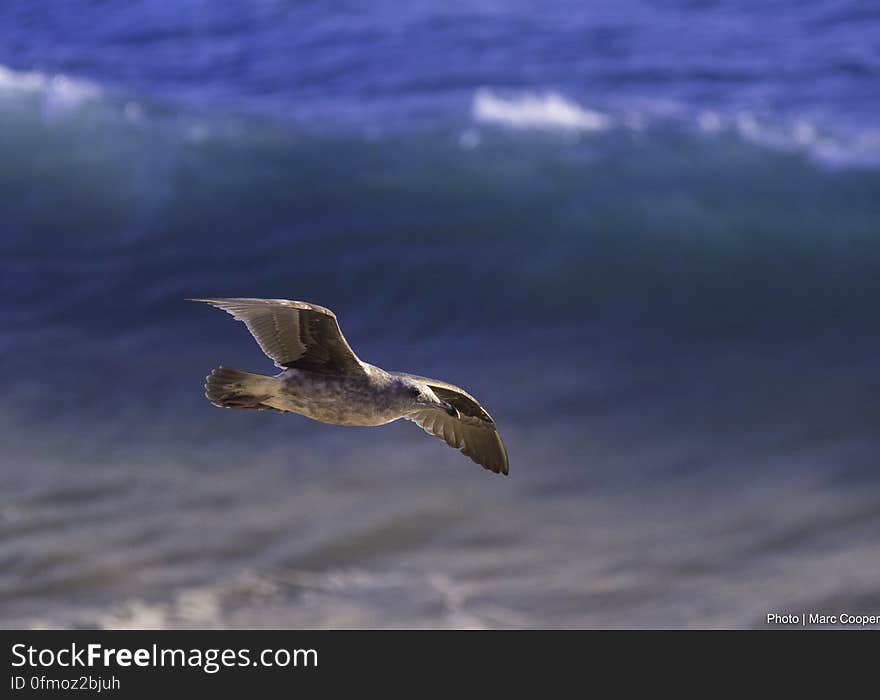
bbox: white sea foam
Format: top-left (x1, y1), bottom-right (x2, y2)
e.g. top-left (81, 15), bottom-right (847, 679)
top-left (0, 64), bottom-right (100, 101)
top-left (472, 87), bottom-right (880, 168)
top-left (18, 568), bottom-right (525, 630)
top-left (730, 110), bottom-right (880, 168)
top-left (0, 64), bottom-right (101, 121)
top-left (473, 88), bottom-right (610, 132)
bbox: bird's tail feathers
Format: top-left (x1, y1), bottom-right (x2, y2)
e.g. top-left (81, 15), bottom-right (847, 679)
top-left (205, 366), bottom-right (275, 410)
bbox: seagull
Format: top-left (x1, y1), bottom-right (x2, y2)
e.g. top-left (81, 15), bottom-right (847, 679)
top-left (190, 298), bottom-right (509, 475)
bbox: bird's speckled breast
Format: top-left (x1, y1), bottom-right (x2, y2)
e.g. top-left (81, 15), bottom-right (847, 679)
top-left (268, 366), bottom-right (401, 426)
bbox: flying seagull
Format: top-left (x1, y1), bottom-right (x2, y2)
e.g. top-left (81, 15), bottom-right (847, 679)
top-left (190, 298), bottom-right (509, 475)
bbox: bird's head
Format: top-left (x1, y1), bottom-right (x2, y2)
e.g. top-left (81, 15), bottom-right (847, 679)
top-left (398, 378), bottom-right (459, 418)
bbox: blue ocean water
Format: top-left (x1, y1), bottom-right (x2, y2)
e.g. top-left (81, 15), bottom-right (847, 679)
top-left (1, 1), bottom-right (879, 628)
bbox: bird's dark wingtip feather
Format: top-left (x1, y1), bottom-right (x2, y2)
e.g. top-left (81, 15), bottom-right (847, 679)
top-left (470, 451), bottom-right (508, 476)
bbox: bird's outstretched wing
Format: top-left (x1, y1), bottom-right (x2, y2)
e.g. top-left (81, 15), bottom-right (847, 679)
top-left (401, 373), bottom-right (509, 475)
top-left (190, 298), bottom-right (365, 375)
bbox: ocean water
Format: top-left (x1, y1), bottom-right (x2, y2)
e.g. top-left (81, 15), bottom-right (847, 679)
top-left (2, 1), bottom-right (880, 629)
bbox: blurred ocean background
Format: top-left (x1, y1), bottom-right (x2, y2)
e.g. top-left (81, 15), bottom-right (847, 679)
top-left (2, 1), bottom-right (879, 629)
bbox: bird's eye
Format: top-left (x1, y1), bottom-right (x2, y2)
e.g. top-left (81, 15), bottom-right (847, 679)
top-left (409, 387), bottom-right (421, 397)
